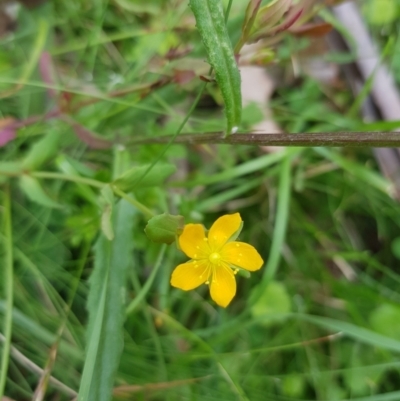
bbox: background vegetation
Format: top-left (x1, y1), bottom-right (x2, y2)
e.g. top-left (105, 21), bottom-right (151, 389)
top-left (1, 0), bottom-right (400, 400)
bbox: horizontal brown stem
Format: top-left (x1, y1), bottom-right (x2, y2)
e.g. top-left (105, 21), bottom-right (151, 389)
top-left (127, 132), bottom-right (400, 147)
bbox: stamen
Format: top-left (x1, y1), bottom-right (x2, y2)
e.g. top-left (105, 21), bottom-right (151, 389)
top-left (209, 252), bottom-right (221, 264)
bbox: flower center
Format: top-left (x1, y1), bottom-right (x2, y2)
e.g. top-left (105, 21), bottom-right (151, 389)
top-left (209, 252), bottom-right (221, 264)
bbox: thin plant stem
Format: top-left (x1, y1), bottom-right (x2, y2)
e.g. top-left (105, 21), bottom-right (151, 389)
top-left (225, 0), bottom-right (234, 22)
top-left (32, 171), bottom-right (105, 188)
top-left (29, 172), bottom-right (154, 218)
top-left (112, 186), bottom-right (155, 218)
top-left (127, 131), bottom-right (400, 148)
top-left (0, 185), bottom-right (14, 398)
top-left (126, 244), bottom-right (167, 315)
top-left (262, 152), bottom-right (291, 284)
top-left (130, 0), bottom-right (236, 188)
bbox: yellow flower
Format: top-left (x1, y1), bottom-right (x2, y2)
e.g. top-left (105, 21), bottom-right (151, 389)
top-left (170, 213), bottom-right (263, 307)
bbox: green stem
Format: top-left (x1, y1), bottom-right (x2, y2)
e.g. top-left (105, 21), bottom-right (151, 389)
top-left (32, 171), bottom-right (105, 188)
top-left (112, 186), bottom-right (155, 219)
top-left (0, 185), bottom-right (14, 398)
top-left (225, 0), bottom-right (234, 22)
top-left (262, 152), bottom-right (291, 283)
top-left (126, 244), bottom-right (166, 315)
top-left (130, 0), bottom-right (236, 187)
top-left (30, 172), bottom-right (154, 218)
top-left (131, 81), bottom-right (209, 189)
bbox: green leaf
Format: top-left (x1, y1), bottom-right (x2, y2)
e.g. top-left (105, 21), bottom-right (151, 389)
top-left (369, 304), bottom-right (400, 340)
top-left (235, 0), bottom-right (262, 52)
top-left (363, 0), bottom-right (398, 25)
top-left (189, 0), bottom-right (242, 135)
top-left (113, 0), bottom-right (160, 14)
top-left (112, 163), bottom-right (176, 192)
top-left (299, 314), bottom-right (400, 353)
top-left (281, 375), bottom-right (305, 398)
top-left (78, 200), bottom-right (135, 401)
top-left (145, 213), bottom-right (184, 244)
top-left (255, 0), bottom-right (291, 30)
top-left (251, 281), bottom-right (292, 325)
top-left (18, 175), bottom-right (62, 209)
top-left (0, 162), bottom-right (23, 184)
top-left (100, 185), bottom-right (115, 241)
top-left (391, 237), bottom-right (400, 260)
top-left (22, 131), bottom-right (60, 170)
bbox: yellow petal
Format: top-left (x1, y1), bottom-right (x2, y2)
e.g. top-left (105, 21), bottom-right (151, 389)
top-left (179, 224), bottom-right (209, 259)
top-left (209, 264), bottom-right (236, 307)
top-left (221, 242), bottom-right (264, 271)
top-left (170, 260), bottom-right (211, 291)
top-left (208, 213), bottom-right (242, 250)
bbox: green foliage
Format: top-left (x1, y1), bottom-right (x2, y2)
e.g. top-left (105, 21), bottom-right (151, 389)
top-left (21, 132), bottom-right (60, 171)
top-left (251, 281), bottom-right (292, 324)
top-left (1, 1), bottom-right (400, 401)
top-left (79, 200), bottom-right (135, 401)
top-left (145, 213), bottom-right (184, 244)
top-left (189, 0), bottom-right (242, 135)
top-left (363, 0), bottom-right (399, 25)
top-left (100, 185), bottom-right (115, 240)
top-left (369, 304), bottom-right (400, 339)
top-left (112, 163), bottom-right (177, 192)
top-left (18, 175), bottom-right (62, 209)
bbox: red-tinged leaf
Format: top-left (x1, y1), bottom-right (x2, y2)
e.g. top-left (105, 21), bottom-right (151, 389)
top-left (60, 92), bottom-right (74, 112)
top-left (71, 123), bottom-right (112, 150)
top-left (39, 51), bottom-right (57, 98)
top-left (0, 117), bottom-right (16, 147)
top-left (113, 376), bottom-right (211, 396)
top-left (243, 0), bottom-right (263, 33)
top-left (199, 75), bottom-right (215, 83)
top-left (165, 47), bottom-right (192, 60)
top-left (235, 0), bottom-right (263, 53)
top-left (173, 69), bottom-right (196, 85)
top-left (269, 7), bottom-right (303, 35)
top-left (62, 116), bottom-right (112, 149)
top-left (256, 0), bottom-right (292, 29)
top-left (290, 22), bottom-right (333, 37)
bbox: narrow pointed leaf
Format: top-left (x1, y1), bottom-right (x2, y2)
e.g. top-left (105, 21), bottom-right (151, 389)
top-left (113, 163), bottom-right (176, 192)
top-left (100, 185), bottom-right (115, 241)
top-left (19, 175), bottom-right (62, 209)
top-left (78, 200), bottom-right (135, 401)
top-left (189, 0), bottom-right (242, 135)
top-left (22, 131), bottom-right (60, 170)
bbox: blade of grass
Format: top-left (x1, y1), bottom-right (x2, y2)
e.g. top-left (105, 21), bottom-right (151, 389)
top-left (347, 36), bottom-right (395, 118)
top-left (126, 244), bottom-right (166, 315)
top-left (298, 314), bottom-right (400, 353)
top-left (262, 150), bottom-right (293, 283)
top-left (183, 148), bottom-right (300, 187)
top-left (0, 185), bottom-right (14, 399)
top-left (0, 19), bottom-right (48, 99)
top-left (315, 147), bottom-right (391, 194)
top-left (149, 307), bottom-right (251, 401)
top-left (78, 200), bottom-right (135, 401)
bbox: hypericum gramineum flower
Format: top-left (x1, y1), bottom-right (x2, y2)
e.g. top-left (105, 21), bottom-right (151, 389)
top-left (170, 213), bottom-right (263, 307)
